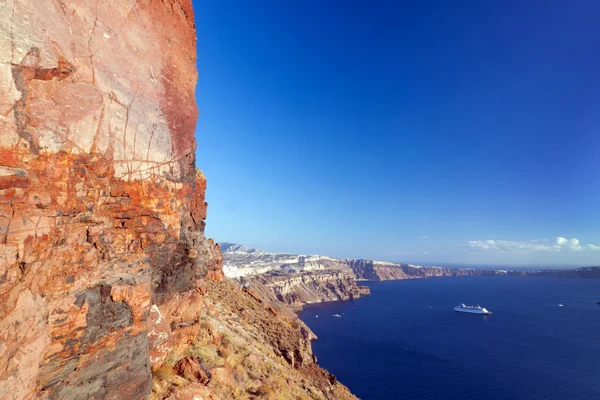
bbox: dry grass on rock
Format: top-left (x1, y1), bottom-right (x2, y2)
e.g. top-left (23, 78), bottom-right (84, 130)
top-left (150, 279), bottom-right (357, 400)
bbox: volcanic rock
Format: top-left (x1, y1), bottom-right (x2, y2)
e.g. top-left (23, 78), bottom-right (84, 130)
top-left (173, 357), bottom-right (211, 385)
top-left (0, 1), bottom-right (221, 398)
top-left (0, 2), bottom-right (359, 399)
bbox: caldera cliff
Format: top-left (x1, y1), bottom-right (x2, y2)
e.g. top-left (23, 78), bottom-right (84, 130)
top-left (223, 243), bottom-right (600, 315)
top-left (250, 270), bottom-right (371, 311)
top-left (346, 259), bottom-right (498, 281)
top-left (0, 2), bottom-right (355, 399)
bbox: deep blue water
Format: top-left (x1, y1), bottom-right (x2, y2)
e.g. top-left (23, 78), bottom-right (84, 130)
top-left (299, 277), bottom-right (600, 400)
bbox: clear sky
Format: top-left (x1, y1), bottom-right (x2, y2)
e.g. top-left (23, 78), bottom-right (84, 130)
top-left (192, 0), bottom-right (600, 267)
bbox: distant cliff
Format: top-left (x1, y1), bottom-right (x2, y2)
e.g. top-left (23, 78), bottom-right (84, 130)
top-left (220, 244), bottom-right (373, 308)
top-left (518, 266), bottom-right (600, 279)
top-left (250, 271), bottom-right (370, 311)
top-left (346, 259), bottom-right (504, 280)
top-left (220, 243), bottom-right (349, 278)
top-left (222, 244), bottom-right (600, 311)
top-left (220, 243), bottom-right (501, 308)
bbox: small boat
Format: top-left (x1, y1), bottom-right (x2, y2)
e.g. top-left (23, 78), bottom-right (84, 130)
top-left (558, 304), bottom-right (563, 307)
top-left (454, 303), bottom-right (492, 315)
top-left (332, 314), bottom-right (342, 318)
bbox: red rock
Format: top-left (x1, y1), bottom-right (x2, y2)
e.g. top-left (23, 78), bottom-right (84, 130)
top-left (212, 332), bottom-right (223, 346)
top-left (148, 305), bottom-right (173, 368)
top-left (173, 356), bottom-right (210, 384)
top-left (160, 289), bottom-right (205, 326)
top-left (0, 1), bottom-right (223, 398)
top-left (158, 289), bottom-right (208, 355)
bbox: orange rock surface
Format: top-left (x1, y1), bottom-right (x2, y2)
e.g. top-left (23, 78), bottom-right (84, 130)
top-left (0, 1), bottom-right (222, 398)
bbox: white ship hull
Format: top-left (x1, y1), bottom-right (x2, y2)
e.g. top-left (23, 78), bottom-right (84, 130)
top-left (454, 304), bottom-right (492, 315)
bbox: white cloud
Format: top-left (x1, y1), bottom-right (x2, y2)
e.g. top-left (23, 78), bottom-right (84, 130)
top-left (467, 239), bottom-right (553, 252)
top-left (554, 237), bottom-right (584, 251)
top-left (421, 236), bottom-right (428, 239)
top-left (556, 237), bottom-right (568, 246)
top-left (465, 237), bottom-right (597, 253)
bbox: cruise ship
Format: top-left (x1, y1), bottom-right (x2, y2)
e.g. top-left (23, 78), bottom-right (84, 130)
top-left (454, 303), bottom-right (492, 315)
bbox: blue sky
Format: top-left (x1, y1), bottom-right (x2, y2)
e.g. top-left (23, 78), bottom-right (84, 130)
top-left (192, 0), bottom-right (600, 266)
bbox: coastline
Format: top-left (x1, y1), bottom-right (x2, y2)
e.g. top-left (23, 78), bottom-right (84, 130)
top-left (245, 267), bottom-right (600, 317)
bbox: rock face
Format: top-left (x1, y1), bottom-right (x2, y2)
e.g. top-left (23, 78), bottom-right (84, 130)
top-left (250, 271), bottom-right (371, 311)
top-left (220, 241), bottom-right (352, 278)
top-left (346, 259), bottom-right (497, 281)
top-left (0, 1), bottom-right (223, 399)
top-left (220, 243), bottom-right (373, 308)
top-left (220, 243), bottom-right (373, 309)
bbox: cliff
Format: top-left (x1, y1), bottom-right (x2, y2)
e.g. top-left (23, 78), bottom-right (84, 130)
top-left (0, 2), bottom-right (354, 399)
top-left (346, 259), bottom-right (499, 281)
top-left (223, 245), bottom-right (600, 317)
top-left (249, 271), bottom-right (371, 311)
top-left (516, 266), bottom-right (600, 279)
top-left (220, 245), bottom-right (503, 308)
top-left (220, 242), bottom-right (349, 278)
top-left (220, 244), bottom-right (371, 309)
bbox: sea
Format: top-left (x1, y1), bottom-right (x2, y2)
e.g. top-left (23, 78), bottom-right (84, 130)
top-left (299, 276), bottom-right (600, 400)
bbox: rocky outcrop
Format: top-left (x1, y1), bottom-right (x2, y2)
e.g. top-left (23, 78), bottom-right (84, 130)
top-left (249, 271), bottom-right (371, 311)
top-left (0, 1), bottom-right (224, 398)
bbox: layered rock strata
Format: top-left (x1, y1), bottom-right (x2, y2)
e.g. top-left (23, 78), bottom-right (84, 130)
top-left (346, 259), bottom-right (497, 281)
top-left (249, 271), bottom-right (371, 311)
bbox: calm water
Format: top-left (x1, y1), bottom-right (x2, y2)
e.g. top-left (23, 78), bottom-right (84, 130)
top-left (299, 277), bottom-right (600, 400)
